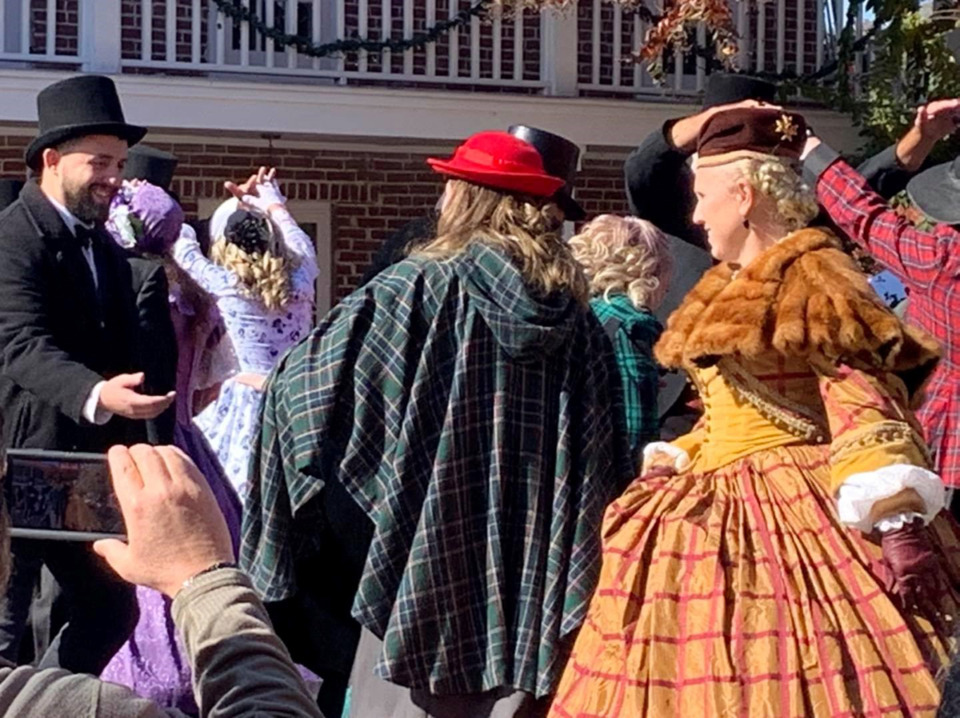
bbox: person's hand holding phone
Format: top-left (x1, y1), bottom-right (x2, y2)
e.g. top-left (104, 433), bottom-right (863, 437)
top-left (94, 445), bottom-right (234, 598)
top-left (98, 372), bottom-right (175, 420)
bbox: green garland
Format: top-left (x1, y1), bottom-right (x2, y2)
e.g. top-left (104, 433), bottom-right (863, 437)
top-left (211, 0), bottom-right (492, 57)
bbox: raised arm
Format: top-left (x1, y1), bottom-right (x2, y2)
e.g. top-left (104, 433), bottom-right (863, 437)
top-left (804, 141), bottom-right (960, 293)
top-left (172, 224), bottom-right (237, 296)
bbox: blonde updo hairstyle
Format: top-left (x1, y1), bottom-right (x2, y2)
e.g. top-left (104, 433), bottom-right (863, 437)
top-left (568, 214), bottom-right (673, 311)
top-left (728, 155), bottom-right (819, 232)
top-left (413, 178), bottom-right (589, 303)
top-left (209, 198), bottom-right (294, 311)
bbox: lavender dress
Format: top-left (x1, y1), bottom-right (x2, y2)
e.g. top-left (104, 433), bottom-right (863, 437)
top-left (100, 277), bottom-right (243, 714)
top-left (176, 209), bottom-right (318, 501)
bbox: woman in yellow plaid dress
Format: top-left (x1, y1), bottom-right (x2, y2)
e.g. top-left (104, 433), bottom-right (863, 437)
top-left (550, 107), bottom-right (960, 717)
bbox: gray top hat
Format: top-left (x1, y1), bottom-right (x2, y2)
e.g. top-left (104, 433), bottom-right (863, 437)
top-left (906, 156), bottom-right (960, 226)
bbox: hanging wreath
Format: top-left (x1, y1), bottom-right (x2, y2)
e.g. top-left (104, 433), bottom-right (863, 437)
top-left (210, 0), bottom-right (492, 57)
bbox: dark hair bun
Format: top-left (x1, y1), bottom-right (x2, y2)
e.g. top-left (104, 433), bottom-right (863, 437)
top-left (224, 210), bottom-right (270, 255)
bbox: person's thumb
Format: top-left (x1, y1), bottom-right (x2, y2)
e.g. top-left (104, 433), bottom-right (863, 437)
top-left (118, 372), bottom-right (145, 390)
top-left (93, 538), bottom-right (133, 581)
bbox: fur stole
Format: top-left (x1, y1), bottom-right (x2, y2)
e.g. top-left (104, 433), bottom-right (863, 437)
top-left (654, 227), bottom-right (941, 400)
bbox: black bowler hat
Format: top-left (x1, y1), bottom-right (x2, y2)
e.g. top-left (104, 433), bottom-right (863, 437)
top-left (26, 75), bottom-right (147, 170)
top-left (0, 179), bottom-right (24, 211)
top-left (123, 145), bottom-right (178, 191)
top-left (507, 124), bottom-right (586, 221)
top-left (906, 156), bottom-right (960, 225)
top-left (702, 72), bottom-right (777, 109)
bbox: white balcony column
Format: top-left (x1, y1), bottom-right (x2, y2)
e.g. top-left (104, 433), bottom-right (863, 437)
top-left (80, 0), bottom-right (122, 73)
top-left (541, 9), bottom-right (578, 96)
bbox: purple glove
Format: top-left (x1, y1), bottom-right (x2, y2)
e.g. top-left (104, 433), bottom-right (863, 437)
top-left (881, 517), bottom-right (944, 611)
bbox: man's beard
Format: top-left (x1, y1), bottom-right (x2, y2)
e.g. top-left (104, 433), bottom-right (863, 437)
top-left (63, 181), bottom-right (114, 224)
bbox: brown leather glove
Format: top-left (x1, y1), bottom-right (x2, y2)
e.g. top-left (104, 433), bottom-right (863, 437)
top-left (881, 518), bottom-right (944, 612)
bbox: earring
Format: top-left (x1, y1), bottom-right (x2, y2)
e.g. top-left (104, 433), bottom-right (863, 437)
top-left (742, 218), bottom-right (749, 229)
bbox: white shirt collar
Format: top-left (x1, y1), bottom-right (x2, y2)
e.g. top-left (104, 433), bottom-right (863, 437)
top-left (44, 193), bottom-right (94, 237)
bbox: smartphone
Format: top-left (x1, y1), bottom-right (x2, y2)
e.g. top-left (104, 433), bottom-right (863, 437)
top-left (3, 449), bottom-right (125, 541)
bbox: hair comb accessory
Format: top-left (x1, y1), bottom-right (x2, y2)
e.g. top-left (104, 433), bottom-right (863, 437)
top-left (224, 210), bottom-right (271, 256)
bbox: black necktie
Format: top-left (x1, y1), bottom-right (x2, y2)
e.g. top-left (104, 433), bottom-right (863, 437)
top-left (75, 224), bottom-right (95, 250)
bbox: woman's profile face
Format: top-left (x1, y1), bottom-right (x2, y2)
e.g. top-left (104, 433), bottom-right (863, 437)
top-left (692, 163), bottom-right (748, 263)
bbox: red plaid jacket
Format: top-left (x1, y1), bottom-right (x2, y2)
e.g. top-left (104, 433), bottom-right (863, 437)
top-left (814, 154), bottom-right (960, 487)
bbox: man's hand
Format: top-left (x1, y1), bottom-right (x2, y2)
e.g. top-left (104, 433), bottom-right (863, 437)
top-left (669, 99), bottom-right (782, 153)
top-left (94, 445), bottom-right (235, 598)
top-left (99, 372), bottom-right (175, 420)
top-left (895, 98), bottom-right (960, 172)
top-left (915, 98), bottom-right (960, 142)
top-left (800, 134), bottom-right (822, 161)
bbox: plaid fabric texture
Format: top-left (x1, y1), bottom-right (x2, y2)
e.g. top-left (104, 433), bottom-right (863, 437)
top-left (240, 242), bottom-right (632, 698)
top-left (818, 159), bottom-right (960, 486)
top-left (549, 361), bottom-right (960, 718)
top-left (589, 296), bottom-right (662, 463)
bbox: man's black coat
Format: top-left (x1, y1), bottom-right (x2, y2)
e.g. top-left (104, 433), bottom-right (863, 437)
top-left (0, 182), bottom-right (175, 452)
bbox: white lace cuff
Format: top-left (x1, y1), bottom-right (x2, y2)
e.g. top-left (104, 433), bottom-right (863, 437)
top-left (836, 464), bottom-right (945, 532)
top-left (642, 441), bottom-right (691, 473)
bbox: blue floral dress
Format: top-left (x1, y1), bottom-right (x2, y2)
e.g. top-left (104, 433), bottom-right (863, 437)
top-left (173, 210), bottom-right (317, 500)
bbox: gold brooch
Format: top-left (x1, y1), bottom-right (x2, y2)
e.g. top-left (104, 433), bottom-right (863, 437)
top-left (775, 114), bottom-right (799, 142)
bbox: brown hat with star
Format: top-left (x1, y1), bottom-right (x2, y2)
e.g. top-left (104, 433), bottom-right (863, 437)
top-left (695, 107), bottom-right (806, 168)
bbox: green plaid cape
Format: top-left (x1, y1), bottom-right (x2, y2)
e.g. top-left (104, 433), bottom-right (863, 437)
top-left (590, 295), bottom-right (663, 461)
top-left (241, 242), bottom-right (631, 698)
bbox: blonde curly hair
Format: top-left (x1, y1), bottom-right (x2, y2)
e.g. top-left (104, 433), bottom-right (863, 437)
top-left (568, 215), bottom-right (672, 311)
top-left (735, 156), bottom-right (819, 231)
top-left (412, 179), bottom-right (589, 303)
top-left (210, 214), bottom-right (293, 311)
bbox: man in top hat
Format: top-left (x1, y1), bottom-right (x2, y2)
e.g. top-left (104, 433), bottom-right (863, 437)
top-left (359, 125), bottom-right (585, 287)
top-left (801, 97), bottom-right (960, 505)
top-left (123, 145), bottom-right (178, 193)
top-left (0, 74), bottom-right (176, 674)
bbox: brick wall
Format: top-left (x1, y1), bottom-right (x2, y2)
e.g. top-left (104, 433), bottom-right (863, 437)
top-left (0, 133), bottom-right (630, 299)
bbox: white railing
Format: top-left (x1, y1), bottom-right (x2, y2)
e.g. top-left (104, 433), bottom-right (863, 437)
top-left (0, 0), bottom-right (81, 64)
top-left (0, 0), bottom-right (867, 98)
top-left (580, 0), bottom-right (855, 96)
top-left (119, 0), bottom-right (551, 90)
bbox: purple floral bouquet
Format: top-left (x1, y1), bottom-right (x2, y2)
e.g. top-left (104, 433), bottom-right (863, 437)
top-left (107, 180), bottom-right (185, 255)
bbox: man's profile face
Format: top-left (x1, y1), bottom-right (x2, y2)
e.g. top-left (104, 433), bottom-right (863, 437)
top-left (43, 134), bottom-right (128, 224)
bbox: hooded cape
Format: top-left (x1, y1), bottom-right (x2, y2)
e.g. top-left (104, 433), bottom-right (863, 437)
top-left (240, 241), bottom-right (631, 697)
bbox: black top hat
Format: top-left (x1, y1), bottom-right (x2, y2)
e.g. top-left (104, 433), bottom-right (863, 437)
top-left (507, 124), bottom-right (586, 221)
top-left (26, 75), bottom-right (147, 170)
top-left (123, 145), bottom-right (179, 191)
top-left (702, 72), bottom-right (777, 109)
top-left (906, 156), bottom-right (960, 225)
top-left (0, 178), bottom-right (24, 211)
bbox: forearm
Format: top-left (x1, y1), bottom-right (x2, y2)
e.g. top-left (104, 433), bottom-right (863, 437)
top-left (894, 125), bottom-right (938, 173)
top-left (805, 144), bottom-right (951, 288)
top-left (172, 568), bottom-right (322, 718)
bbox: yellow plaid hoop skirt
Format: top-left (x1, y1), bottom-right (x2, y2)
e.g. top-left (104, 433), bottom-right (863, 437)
top-left (550, 365), bottom-right (960, 718)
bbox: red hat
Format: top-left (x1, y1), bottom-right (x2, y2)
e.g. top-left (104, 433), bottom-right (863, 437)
top-left (427, 131), bottom-right (566, 198)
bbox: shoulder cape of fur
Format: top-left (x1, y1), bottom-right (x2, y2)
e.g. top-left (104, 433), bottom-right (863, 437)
top-left (655, 227), bottom-right (940, 397)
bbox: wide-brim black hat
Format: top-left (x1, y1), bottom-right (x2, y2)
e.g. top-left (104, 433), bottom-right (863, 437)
top-left (906, 156), bottom-right (960, 225)
top-left (0, 178), bottom-right (24, 211)
top-left (702, 72), bottom-right (777, 109)
top-left (124, 144), bottom-right (178, 190)
top-left (26, 75), bottom-right (147, 170)
top-left (507, 124), bottom-right (586, 221)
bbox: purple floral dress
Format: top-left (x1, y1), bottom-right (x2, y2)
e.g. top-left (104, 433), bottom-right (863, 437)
top-left (100, 268), bottom-right (243, 714)
top-left (174, 209), bottom-right (318, 501)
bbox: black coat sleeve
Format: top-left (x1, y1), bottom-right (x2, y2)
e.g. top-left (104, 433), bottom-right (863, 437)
top-left (624, 122), bottom-right (700, 242)
top-left (0, 239), bottom-right (103, 425)
top-left (130, 258), bottom-right (177, 444)
top-left (856, 145), bottom-right (913, 200)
